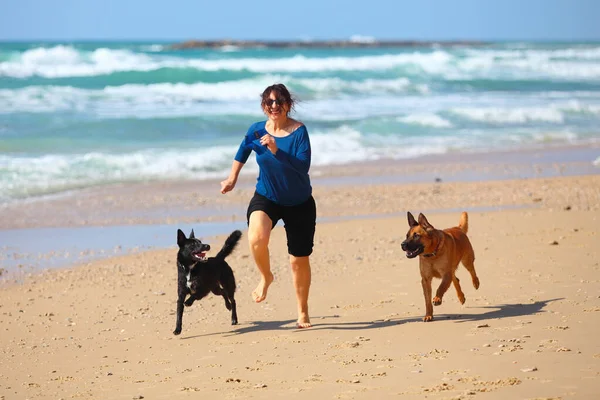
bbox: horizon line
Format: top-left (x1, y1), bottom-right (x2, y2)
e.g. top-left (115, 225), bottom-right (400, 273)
top-left (1, 37), bottom-right (599, 44)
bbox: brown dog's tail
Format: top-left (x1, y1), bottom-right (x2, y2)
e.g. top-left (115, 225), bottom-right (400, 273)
top-left (459, 212), bottom-right (469, 234)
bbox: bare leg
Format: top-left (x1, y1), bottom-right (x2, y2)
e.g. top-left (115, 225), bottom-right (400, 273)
top-left (290, 255), bottom-right (311, 328)
top-left (248, 211), bottom-right (274, 303)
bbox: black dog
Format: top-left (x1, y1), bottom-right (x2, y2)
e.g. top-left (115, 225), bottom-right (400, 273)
top-left (173, 229), bottom-right (242, 335)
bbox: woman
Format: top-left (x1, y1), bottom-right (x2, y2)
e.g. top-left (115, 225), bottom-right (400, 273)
top-left (220, 83), bottom-right (316, 329)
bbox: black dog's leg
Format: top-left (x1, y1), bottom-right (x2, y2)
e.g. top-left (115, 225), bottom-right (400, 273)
top-left (229, 294), bottom-right (238, 325)
top-left (184, 296), bottom-right (195, 307)
top-left (174, 291), bottom-right (186, 335)
top-left (211, 286), bottom-right (234, 312)
top-left (223, 296), bottom-right (232, 310)
top-left (220, 268), bottom-right (238, 325)
top-left (219, 288), bottom-right (237, 324)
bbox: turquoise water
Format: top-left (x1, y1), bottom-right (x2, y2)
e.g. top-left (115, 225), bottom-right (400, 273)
top-left (1, 41), bottom-right (600, 204)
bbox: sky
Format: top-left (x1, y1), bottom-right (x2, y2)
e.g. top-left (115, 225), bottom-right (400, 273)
top-left (1, 0), bottom-right (599, 42)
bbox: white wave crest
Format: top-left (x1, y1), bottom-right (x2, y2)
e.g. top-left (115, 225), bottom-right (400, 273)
top-left (397, 113), bottom-right (453, 128)
top-left (1, 46), bottom-right (156, 78)
top-left (4, 45), bottom-right (600, 81)
top-left (450, 107), bottom-right (565, 124)
top-left (0, 46), bottom-right (450, 78)
top-left (0, 77), bottom-right (428, 116)
top-left (298, 77), bottom-right (429, 95)
top-left (0, 146), bottom-right (251, 203)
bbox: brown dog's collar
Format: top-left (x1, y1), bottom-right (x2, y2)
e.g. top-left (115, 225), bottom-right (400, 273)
top-left (423, 234), bottom-right (443, 257)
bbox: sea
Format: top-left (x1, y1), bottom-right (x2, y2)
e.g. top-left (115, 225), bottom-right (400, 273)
top-left (1, 41), bottom-right (600, 205)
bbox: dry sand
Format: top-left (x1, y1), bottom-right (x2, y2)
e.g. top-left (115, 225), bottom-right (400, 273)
top-left (1, 150), bottom-right (599, 399)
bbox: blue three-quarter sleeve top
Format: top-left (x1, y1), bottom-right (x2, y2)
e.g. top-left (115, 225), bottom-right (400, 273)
top-left (234, 121), bottom-right (312, 206)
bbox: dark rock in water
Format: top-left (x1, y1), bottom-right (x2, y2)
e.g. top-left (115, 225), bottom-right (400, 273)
top-left (170, 39), bottom-right (489, 50)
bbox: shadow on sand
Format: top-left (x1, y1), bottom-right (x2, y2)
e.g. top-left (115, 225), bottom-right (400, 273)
top-left (180, 298), bottom-right (562, 339)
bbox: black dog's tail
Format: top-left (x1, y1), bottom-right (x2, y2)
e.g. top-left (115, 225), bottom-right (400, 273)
top-left (216, 230), bottom-right (242, 260)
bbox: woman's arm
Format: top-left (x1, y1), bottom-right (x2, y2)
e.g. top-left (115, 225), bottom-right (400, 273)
top-left (220, 160), bottom-right (245, 194)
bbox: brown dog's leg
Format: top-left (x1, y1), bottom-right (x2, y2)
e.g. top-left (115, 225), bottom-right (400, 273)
top-left (461, 251), bottom-right (480, 290)
top-left (421, 277), bottom-right (434, 321)
top-left (433, 274), bottom-right (453, 306)
top-left (452, 275), bottom-right (466, 304)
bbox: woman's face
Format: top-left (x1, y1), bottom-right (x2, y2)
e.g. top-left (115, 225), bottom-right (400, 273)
top-left (263, 91), bottom-right (288, 120)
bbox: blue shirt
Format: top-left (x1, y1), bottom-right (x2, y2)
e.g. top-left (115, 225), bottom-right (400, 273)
top-left (234, 121), bottom-right (312, 206)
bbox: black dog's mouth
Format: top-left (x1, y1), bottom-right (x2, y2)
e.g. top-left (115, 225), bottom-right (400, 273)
top-left (192, 252), bottom-right (208, 261)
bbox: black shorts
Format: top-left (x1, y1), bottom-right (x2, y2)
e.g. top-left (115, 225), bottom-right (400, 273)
top-left (247, 192), bottom-right (316, 257)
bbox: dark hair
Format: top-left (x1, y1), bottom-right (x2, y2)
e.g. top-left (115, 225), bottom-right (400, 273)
top-left (260, 83), bottom-right (296, 114)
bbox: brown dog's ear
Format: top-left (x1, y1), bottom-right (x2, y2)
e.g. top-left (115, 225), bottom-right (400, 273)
top-left (418, 213), bottom-right (434, 230)
top-left (407, 211), bottom-right (418, 227)
top-left (177, 229), bottom-right (187, 247)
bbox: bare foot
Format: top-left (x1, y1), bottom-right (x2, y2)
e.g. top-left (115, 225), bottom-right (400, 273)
top-left (252, 273), bottom-right (273, 303)
top-left (296, 312), bottom-right (312, 329)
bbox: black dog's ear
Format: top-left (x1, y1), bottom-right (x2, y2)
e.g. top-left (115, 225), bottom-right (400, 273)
top-left (407, 211), bottom-right (418, 227)
top-left (418, 213), bottom-right (434, 230)
top-left (177, 229), bottom-right (187, 247)
top-left (190, 229), bottom-right (195, 239)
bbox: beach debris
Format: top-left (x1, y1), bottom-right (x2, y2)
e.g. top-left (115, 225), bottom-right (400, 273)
top-left (476, 323), bottom-right (490, 328)
top-left (132, 396), bottom-right (144, 400)
top-left (335, 378), bottom-right (360, 384)
top-left (547, 325), bottom-right (569, 330)
top-left (520, 367), bottom-right (538, 372)
top-left (564, 205), bottom-right (572, 210)
top-left (532, 197), bottom-right (543, 202)
top-left (549, 240), bottom-right (559, 245)
top-left (181, 387), bottom-right (201, 392)
top-left (254, 383), bottom-right (267, 388)
top-left (423, 382), bottom-right (453, 392)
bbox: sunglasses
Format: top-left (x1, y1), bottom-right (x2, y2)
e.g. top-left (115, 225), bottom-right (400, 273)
top-left (265, 98), bottom-right (285, 107)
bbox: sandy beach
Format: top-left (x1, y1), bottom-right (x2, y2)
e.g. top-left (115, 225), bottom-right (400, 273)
top-left (1, 145), bottom-right (599, 399)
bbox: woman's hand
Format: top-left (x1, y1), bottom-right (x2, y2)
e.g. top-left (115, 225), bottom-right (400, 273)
top-left (260, 134), bottom-right (278, 155)
top-left (220, 176), bottom-right (237, 194)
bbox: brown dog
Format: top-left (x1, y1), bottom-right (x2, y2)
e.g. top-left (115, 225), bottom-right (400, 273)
top-left (401, 211), bottom-right (480, 321)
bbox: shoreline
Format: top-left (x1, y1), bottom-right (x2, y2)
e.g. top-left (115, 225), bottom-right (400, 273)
top-left (0, 143), bottom-right (598, 280)
top-left (1, 142), bottom-right (598, 222)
